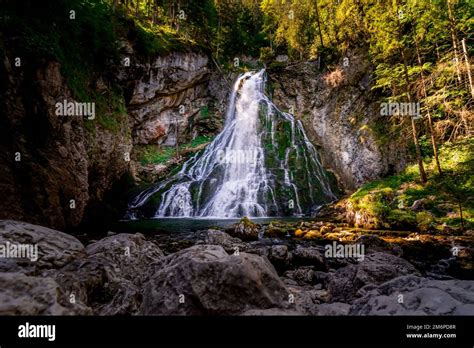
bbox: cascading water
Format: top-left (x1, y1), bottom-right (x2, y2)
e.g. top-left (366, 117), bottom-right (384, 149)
top-left (127, 70), bottom-right (337, 219)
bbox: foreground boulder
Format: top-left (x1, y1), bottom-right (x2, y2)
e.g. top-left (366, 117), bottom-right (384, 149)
top-left (140, 245), bottom-right (289, 315)
top-left (350, 275), bottom-right (474, 315)
top-left (328, 252), bottom-right (419, 302)
top-left (0, 272), bottom-right (89, 315)
top-left (0, 220), bottom-right (85, 274)
top-left (45, 233), bottom-right (164, 315)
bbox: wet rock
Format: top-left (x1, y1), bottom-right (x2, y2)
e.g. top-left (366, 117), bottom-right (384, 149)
top-left (268, 50), bottom-right (407, 192)
top-left (350, 275), bottom-right (474, 315)
top-left (328, 252), bottom-right (419, 303)
top-left (140, 245), bottom-right (289, 315)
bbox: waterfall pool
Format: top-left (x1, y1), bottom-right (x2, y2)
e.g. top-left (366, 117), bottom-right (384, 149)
top-left (113, 217), bottom-right (313, 236)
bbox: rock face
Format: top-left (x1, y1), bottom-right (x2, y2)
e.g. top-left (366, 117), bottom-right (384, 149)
top-left (0, 43), bottom-right (228, 230)
top-left (350, 275), bottom-right (474, 315)
top-left (118, 52), bottom-right (227, 146)
top-left (140, 245), bottom-right (289, 315)
top-left (0, 59), bottom-right (95, 229)
top-left (268, 49), bottom-right (407, 191)
top-left (0, 55), bottom-right (132, 230)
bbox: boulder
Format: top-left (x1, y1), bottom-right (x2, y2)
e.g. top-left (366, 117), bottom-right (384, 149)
top-left (410, 199), bottom-right (427, 211)
top-left (315, 302), bottom-right (351, 316)
top-left (198, 229), bottom-right (248, 253)
top-left (227, 217), bottom-right (260, 241)
top-left (350, 275), bottom-right (474, 315)
top-left (140, 245), bottom-right (289, 315)
top-left (267, 244), bottom-right (292, 271)
top-left (241, 308), bottom-right (302, 316)
top-left (355, 234), bottom-right (403, 256)
top-left (292, 245), bottom-right (326, 270)
top-left (0, 220), bottom-right (85, 274)
top-left (328, 252), bottom-right (419, 302)
top-left (0, 272), bottom-right (89, 315)
top-left (44, 233), bottom-right (163, 315)
top-left (284, 267), bottom-right (317, 285)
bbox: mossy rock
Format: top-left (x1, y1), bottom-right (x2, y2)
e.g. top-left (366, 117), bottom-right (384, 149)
top-left (227, 217), bottom-right (261, 241)
top-left (416, 211), bottom-right (436, 232)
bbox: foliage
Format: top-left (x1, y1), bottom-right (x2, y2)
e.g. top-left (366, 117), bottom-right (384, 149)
top-left (349, 138), bottom-right (474, 230)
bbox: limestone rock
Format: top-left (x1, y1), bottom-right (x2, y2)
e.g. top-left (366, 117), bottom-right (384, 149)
top-left (140, 245), bottom-right (289, 315)
top-left (198, 229), bottom-right (248, 253)
top-left (0, 220), bottom-right (85, 274)
top-left (350, 275), bottom-right (474, 315)
top-left (328, 252), bottom-right (419, 302)
top-left (44, 233), bottom-right (164, 315)
top-left (0, 272), bottom-right (89, 315)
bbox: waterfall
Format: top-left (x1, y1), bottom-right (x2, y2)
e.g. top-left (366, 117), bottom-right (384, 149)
top-left (127, 69), bottom-right (337, 219)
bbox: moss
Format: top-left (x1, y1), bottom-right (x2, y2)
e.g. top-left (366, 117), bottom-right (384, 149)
top-left (416, 211), bottom-right (436, 232)
top-left (138, 135), bottom-right (212, 165)
top-left (348, 138), bottom-right (473, 231)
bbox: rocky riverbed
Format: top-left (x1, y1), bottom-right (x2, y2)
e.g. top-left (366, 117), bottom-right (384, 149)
top-left (0, 219), bottom-right (473, 316)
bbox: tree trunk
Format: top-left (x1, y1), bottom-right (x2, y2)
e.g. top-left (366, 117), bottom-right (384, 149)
top-left (402, 52), bottom-right (427, 183)
top-left (414, 37), bottom-right (443, 176)
top-left (447, 0), bottom-right (462, 84)
top-left (461, 38), bottom-right (474, 99)
top-left (314, 0), bottom-right (324, 48)
top-left (459, 201), bottom-right (465, 231)
top-left (396, 0), bottom-right (427, 183)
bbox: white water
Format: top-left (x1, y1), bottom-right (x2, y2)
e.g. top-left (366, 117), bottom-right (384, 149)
top-left (127, 70), bottom-right (336, 218)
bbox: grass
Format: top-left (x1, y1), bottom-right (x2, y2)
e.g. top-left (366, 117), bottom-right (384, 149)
top-left (139, 135), bottom-right (212, 165)
top-left (348, 138), bottom-right (474, 230)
